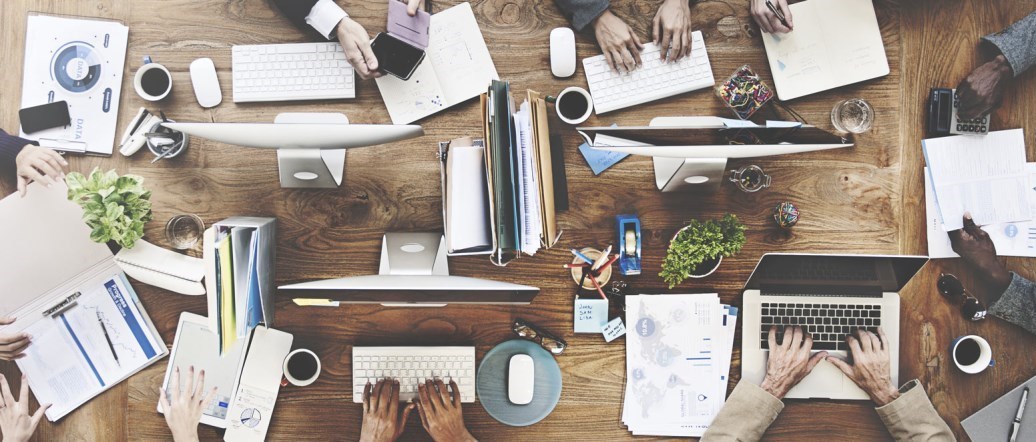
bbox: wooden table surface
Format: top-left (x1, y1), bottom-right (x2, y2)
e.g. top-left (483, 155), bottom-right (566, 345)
top-left (3, 0), bottom-right (1036, 440)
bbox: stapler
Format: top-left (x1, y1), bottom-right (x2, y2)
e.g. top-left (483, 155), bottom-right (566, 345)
top-left (616, 214), bottom-right (641, 276)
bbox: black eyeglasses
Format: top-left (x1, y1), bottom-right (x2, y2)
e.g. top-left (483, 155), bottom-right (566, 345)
top-left (513, 318), bottom-right (567, 355)
top-left (937, 273), bottom-right (987, 321)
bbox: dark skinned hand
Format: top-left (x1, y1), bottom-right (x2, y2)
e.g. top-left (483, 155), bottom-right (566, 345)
top-left (360, 379), bottom-right (415, 442)
top-left (956, 54), bottom-right (1013, 120)
top-left (948, 213), bottom-right (1013, 294)
top-left (415, 379), bottom-right (476, 442)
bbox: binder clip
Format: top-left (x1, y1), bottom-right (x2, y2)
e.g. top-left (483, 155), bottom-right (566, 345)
top-left (616, 214), bottom-right (641, 276)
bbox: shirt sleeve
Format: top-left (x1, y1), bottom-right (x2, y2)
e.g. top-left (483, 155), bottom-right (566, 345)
top-left (553, 0), bottom-right (610, 32)
top-left (981, 10), bottom-right (1036, 77)
top-left (988, 272), bottom-right (1036, 335)
top-left (0, 129), bottom-right (32, 173)
top-left (306, 0), bottom-right (349, 40)
top-left (874, 380), bottom-right (956, 441)
top-left (701, 382), bottom-right (784, 441)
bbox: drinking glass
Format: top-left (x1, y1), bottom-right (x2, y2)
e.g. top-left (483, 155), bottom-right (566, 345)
top-left (165, 214), bottom-right (204, 249)
top-left (831, 98), bottom-right (874, 134)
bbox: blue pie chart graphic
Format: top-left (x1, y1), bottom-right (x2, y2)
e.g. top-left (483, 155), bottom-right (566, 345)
top-left (50, 42), bottom-right (103, 93)
top-left (240, 408), bottom-right (261, 428)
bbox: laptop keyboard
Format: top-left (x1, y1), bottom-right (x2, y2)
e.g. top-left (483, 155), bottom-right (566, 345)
top-left (760, 301), bottom-right (881, 350)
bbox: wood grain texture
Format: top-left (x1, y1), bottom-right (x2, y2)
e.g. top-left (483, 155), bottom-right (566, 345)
top-left (2, 0), bottom-right (1035, 440)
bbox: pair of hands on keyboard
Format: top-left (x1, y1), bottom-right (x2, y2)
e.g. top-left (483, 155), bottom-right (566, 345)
top-left (359, 378), bottom-right (476, 442)
top-left (762, 326), bottom-right (900, 406)
top-left (335, 0), bottom-right (425, 80)
top-left (591, 0), bottom-right (694, 72)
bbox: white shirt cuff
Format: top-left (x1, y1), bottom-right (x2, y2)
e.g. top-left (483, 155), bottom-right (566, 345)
top-left (306, 0), bottom-right (349, 40)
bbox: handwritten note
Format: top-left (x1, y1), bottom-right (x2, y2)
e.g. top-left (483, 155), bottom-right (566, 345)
top-left (574, 297), bottom-right (608, 333)
top-left (602, 317), bottom-right (626, 342)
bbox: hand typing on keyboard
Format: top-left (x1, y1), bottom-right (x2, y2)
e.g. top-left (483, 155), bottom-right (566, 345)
top-left (652, 0), bottom-right (695, 61)
top-left (587, 0), bottom-right (694, 72)
top-left (591, 10), bottom-right (643, 72)
top-left (759, 326), bottom-right (827, 399)
top-left (358, 378), bottom-right (477, 442)
top-left (826, 329), bottom-right (901, 406)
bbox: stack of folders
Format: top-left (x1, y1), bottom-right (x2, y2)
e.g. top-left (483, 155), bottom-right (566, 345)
top-left (203, 217), bottom-right (276, 355)
top-left (480, 80), bottom-right (561, 263)
top-left (622, 294), bottom-right (737, 437)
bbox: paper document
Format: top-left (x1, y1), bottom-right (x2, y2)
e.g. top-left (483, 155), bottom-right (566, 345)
top-left (224, 327), bottom-right (293, 442)
top-left (20, 15), bottom-right (128, 155)
top-left (375, 2), bottom-right (498, 124)
top-left (923, 129), bottom-right (1031, 230)
top-left (761, 0), bottom-right (888, 100)
top-left (925, 166), bottom-right (1036, 258)
top-left (445, 143), bottom-right (492, 252)
top-left (515, 101), bottom-right (543, 255)
top-left (18, 273), bottom-right (163, 421)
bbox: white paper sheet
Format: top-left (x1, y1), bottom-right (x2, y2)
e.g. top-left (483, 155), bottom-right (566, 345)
top-left (445, 145), bottom-right (491, 252)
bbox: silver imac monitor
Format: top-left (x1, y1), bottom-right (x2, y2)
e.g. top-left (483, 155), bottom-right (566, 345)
top-left (164, 113), bottom-right (423, 189)
top-left (278, 233), bottom-right (539, 307)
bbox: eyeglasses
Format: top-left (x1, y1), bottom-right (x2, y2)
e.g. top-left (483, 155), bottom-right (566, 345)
top-left (937, 273), bottom-right (987, 321)
top-left (513, 318), bottom-right (567, 355)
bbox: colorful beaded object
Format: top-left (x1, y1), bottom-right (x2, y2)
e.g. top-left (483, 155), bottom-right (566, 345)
top-left (773, 201), bottom-right (799, 228)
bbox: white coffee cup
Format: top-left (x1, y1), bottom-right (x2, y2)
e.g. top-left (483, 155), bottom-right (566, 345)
top-left (134, 56), bottom-right (172, 101)
top-left (282, 349), bottom-right (321, 387)
top-left (951, 335), bottom-right (994, 374)
top-left (552, 86), bottom-right (593, 125)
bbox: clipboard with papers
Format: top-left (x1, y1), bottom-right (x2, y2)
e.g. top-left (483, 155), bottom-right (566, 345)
top-left (0, 182), bottom-right (167, 421)
top-left (439, 81), bottom-right (562, 263)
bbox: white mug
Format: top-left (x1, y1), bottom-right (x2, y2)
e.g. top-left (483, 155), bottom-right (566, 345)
top-left (134, 56), bottom-right (172, 101)
top-left (951, 335), bottom-right (994, 374)
top-left (552, 86), bottom-right (593, 125)
top-left (282, 349), bottom-right (321, 387)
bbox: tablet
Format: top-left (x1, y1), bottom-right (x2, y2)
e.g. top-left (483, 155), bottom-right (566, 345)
top-left (158, 312), bottom-right (248, 428)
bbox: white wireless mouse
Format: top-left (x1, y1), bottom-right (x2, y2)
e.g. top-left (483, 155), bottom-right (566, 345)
top-left (189, 58), bottom-right (222, 108)
top-left (508, 354), bottom-right (535, 405)
top-left (550, 27), bottom-right (576, 78)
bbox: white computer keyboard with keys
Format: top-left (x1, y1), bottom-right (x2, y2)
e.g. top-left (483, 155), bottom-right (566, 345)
top-left (352, 346), bottom-right (477, 403)
top-left (582, 30), bottom-right (714, 114)
top-left (232, 42), bottom-right (355, 103)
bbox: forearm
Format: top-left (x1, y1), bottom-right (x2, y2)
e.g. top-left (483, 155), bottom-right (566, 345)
top-left (701, 382), bottom-right (784, 441)
top-left (981, 9), bottom-right (1036, 77)
top-left (988, 273), bottom-right (1036, 335)
top-left (874, 380), bottom-right (956, 441)
top-left (554, 0), bottom-right (610, 31)
top-left (269, 0), bottom-right (345, 40)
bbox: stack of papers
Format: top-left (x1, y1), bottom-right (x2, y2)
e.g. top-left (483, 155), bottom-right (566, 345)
top-left (622, 294), bottom-right (737, 437)
top-left (513, 101), bottom-right (542, 255)
top-left (213, 226), bottom-right (264, 354)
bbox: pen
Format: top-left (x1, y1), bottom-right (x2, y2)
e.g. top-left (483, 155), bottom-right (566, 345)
top-left (765, 0), bottom-right (791, 29)
top-left (564, 262), bottom-right (589, 269)
top-left (571, 249), bottom-right (595, 265)
top-left (586, 270), bottom-right (608, 300)
top-left (591, 245), bottom-right (613, 271)
top-left (592, 254), bottom-right (620, 275)
top-left (98, 312), bottom-right (120, 366)
top-left (1010, 386), bottom-right (1029, 442)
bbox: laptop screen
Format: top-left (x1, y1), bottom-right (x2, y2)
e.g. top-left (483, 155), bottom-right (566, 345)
top-left (744, 254), bottom-right (928, 294)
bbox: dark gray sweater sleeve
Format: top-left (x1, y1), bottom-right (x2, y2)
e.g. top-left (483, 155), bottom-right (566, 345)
top-left (988, 273), bottom-right (1036, 334)
top-left (981, 10), bottom-right (1036, 77)
top-left (554, 0), bottom-right (610, 32)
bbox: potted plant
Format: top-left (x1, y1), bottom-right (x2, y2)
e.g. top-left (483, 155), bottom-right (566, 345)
top-left (65, 168), bottom-right (153, 251)
top-left (660, 214), bottom-right (746, 288)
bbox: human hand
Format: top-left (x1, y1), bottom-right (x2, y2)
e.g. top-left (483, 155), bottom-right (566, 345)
top-left (948, 213), bottom-right (1013, 293)
top-left (160, 366), bottom-right (217, 442)
top-left (826, 328), bottom-right (900, 406)
top-left (653, 0), bottom-right (694, 61)
top-left (760, 326), bottom-right (826, 399)
top-left (335, 17), bottom-right (383, 80)
top-left (0, 374), bottom-right (50, 442)
top-left (14, 144), bottom-right (68, 197)
top-left (405, 0), bottom-right (426, 16)
top-left (750, 0), bottom-right (793, 34)
top-left (592, 10), bottom-right (643, 72)
top-left (415, 379), bottom-right (475, 442)
top-left (956, 54), bottom-right (1013, 120)
top-left (360, 379), bottom-right (415, 442)
top-left (0, 318), bottom-right (31, 361)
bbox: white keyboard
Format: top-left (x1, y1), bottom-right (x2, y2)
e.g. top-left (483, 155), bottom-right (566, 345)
top-left (582, 31), bottom-right (714, 114)
top-left (352, 346), bottom-right (476, 403)
top-left (232, 42), bottom-right (355, 103)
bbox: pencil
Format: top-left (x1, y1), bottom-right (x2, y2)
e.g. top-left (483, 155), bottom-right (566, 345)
top-left (765, 0), bottom-right (791, 29)
top-left (591, 245), bottom-right (613, 271)
top-left (564, 263), bottom-right (590, 269)
top-left (587, 271), bottom-right (608, 300)
top-left (571, 249), bottom-right (595, 264)
top-left (592, 254), bottom-right (619, 275)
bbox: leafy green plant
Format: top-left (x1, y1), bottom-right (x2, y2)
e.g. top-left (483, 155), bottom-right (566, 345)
top-left (660, 214), bottom-right (746, 288)
top-left (65, 168), bottom-right (153, 249)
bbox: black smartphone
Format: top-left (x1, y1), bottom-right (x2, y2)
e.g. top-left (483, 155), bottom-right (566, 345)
top-left (370, 33), bottom-right (426, 81)
top-left (19, 101), bottom-right (71, 134)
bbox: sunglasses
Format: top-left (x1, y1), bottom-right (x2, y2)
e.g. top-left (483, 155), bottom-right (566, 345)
top-left (513, 318), bottom-right (567, 355)
top-left (937, 273), bottom-right (987, 321)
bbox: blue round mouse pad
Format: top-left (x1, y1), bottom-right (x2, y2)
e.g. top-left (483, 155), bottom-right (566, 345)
top-left (476, 339), bottom-right (562, 426)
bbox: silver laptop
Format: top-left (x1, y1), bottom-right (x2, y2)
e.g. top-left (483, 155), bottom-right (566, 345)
top-left (742, 253), bottom-right (927, 400)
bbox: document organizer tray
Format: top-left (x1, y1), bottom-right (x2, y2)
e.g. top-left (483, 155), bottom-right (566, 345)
top-left (203, 217), bottom-right (277, 341)
top-left (439, 139), bottom-right (496, 257)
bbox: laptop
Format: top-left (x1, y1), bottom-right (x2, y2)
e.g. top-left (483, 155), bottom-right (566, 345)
top-left (741, 253), bottom-right (927, 400)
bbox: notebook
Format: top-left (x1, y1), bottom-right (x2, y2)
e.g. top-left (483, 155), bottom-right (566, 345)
top-left (760, 0), bottom-right (889, 101)
top-left (962, 374), bottom-right (1036, 441)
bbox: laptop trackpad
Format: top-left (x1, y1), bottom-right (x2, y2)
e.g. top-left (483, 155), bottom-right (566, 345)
top-left (786, 358), bottom-right (845, 399)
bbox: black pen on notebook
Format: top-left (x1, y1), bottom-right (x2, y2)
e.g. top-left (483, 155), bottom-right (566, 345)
top-left (98, 312), bottom-right (120, 366)
top-left (1010, 386), bottom-right (1028, 442)
top-left (765, 0), bottom-right (791, 29)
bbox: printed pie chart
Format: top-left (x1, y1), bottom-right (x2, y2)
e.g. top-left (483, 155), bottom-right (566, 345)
top-left (51, 42), bottom-right (103, 93)
top-left (240, 408), bottom-right (262, 428)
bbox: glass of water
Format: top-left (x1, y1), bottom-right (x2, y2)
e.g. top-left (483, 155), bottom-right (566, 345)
top-left (831, 98), bottom-right (874, 134)
top-left (165, 214), bottom-right (204, 249)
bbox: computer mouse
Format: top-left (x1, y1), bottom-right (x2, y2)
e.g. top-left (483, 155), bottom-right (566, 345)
top-left (189, 58), bottom-right (222, 108)
top-left (550, 27), bottom-right (576, 78)
top-left (508, 353), bottom-right (535, 405)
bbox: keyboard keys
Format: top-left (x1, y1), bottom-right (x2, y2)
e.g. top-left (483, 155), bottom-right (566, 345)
top-left (232, 42), bottom-right (355, 102)
top-left (760, 302), bottom-right (882, 351)
top-left (352, 347), bottom-right (476, 404)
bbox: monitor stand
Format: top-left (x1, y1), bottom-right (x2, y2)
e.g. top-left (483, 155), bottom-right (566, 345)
top-left (274, 113), bottom-right (348, 189)
top-left (378, 233), bottom-right (450, 307)
top-left (650, 116), bottom-right (729, 192)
